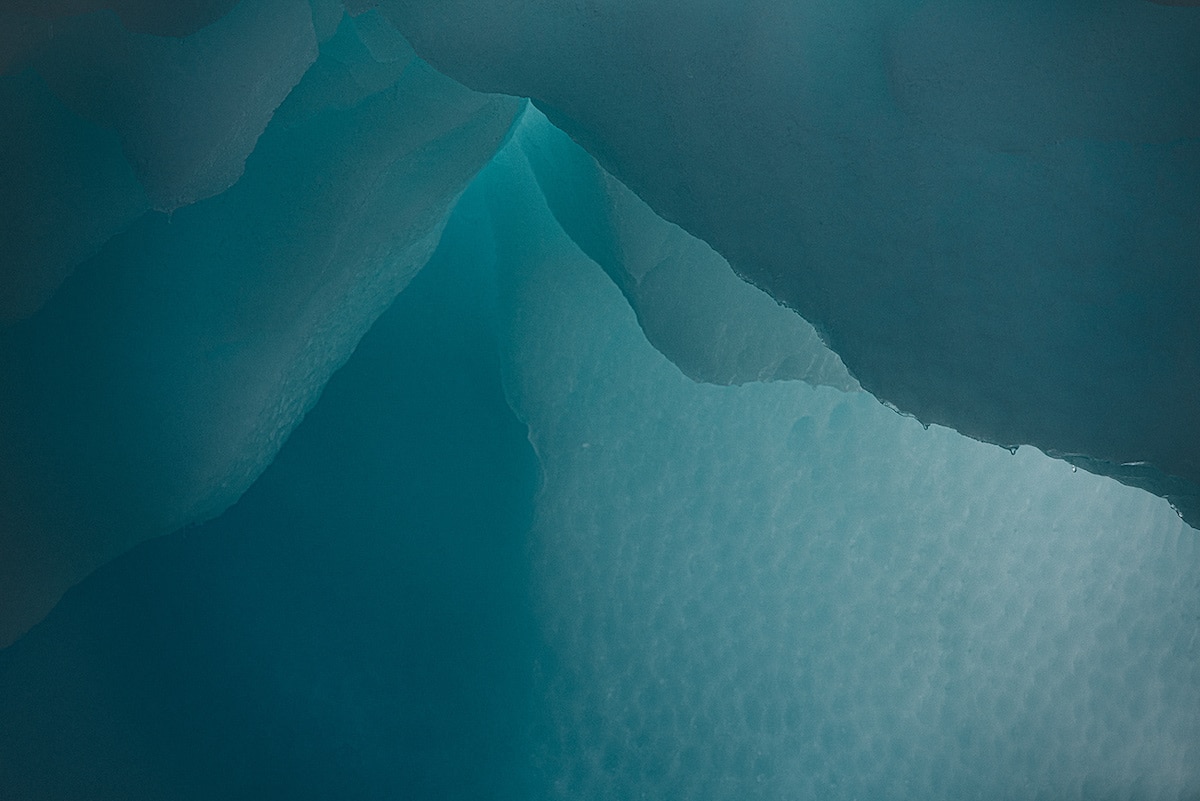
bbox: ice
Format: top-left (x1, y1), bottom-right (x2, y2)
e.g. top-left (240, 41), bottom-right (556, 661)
top-left (511, 108), bottom-right (858, 389)
top-left (271, 9), bottom-right (415, 126)
top-left (0, 13), bottom-right (520, 645)
top-left (0, 0), bottom-right (322, 320)
top-left (0, 3), bottom-right (1195, 794)
top-left (0, 83), bottom-right (1194, 798)
top-left (381, 0), bottom-right (1200, 524)
top-left (0, 187), bottom-right (542, 800)
top-left (0, 70), bottom-right (148, 321)
top-left (27, 0), bottom-right (318, 212)
top-left (2, 0), bottom-right (237, 38)
top-left (307, 0), bottom-right (345, 42)
top-left (478, 133), bottom-right (1200, 800)
top-left (0, 11), bottom-right (50, 75)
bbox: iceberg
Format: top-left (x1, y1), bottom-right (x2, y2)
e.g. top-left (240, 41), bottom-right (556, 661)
top-left (512, 108), bottom-right (857, 389)
top-left (0, 2), bottom-right (1196, 797)
top-left (0, 122), bottom-right (1194, 800)
top-left (2, 0), bottom-right (239, 38)
top-left (482, 138), bottom-right (1200, 800)
top-left (0, 0), bottom-right (318, 321)
top-left (0, 69), bottom-right (148, 321)
top-left (381, 0), bottom-right (1200, 524)
top-left (21, 0), bottom-right (319, 213)
top-left (0, 191), bottom-right (542, 799)
top-left (0, 9), bottom-right (518, 645)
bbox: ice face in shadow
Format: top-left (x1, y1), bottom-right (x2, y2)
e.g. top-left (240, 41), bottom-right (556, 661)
top-left (2, 0), bottom-right (239, 38)
top-left (25, 0), bottom-right (319, 212)
top-left (475, 133), bottom-right (1200, 800)
top-left (511, 108), bottom-right (858, 389)
top-left (0, 196), bottom-right (542, 799)
top-left (0, 12), bottom-right (520, 646)
top-left (0, 98), bottom-right (1194, 800)
top-left (381, 0), bottom-right (1200, 525)
top-left (0, 0), bottom-right (319, 321)
top-left (0, 70), bottom-right (149, 321)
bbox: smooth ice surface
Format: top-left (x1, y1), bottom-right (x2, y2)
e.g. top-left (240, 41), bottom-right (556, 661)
top-left (0, 105), bottom-right (1196, 801)
top-left (0, 0), bottom-right (318, 320)
top-left (2, 0), bottom-right (239, 37)
top-left (0, 3), bottom-right (1196, 796)
top-left (0, 12), bottom-right (519, 645)
top-left (0, 70), bottom-right (148, 321)
top-left (511, 108), bottom-right (857, 389)
top-left (382, 0), bottom-right (1200, 523)
top-left (0, 202), bottom-right (542, 799)
top-left (27, 0), bottom-right (317, 212)
top-left (482, 135), bottom-right (1200, 800)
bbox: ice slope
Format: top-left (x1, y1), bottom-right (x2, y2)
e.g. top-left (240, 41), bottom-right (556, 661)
top-left (0, 11), bottom-right (519, 646)
top-left (0, 132), bottom-right (1193, 800)
top-left (0, 70), bottom-right (149, 321)
top-left (0, 195), bottom-right (542, 800)
top-left (380, 0), bottom-right (1200, 525)
top-left (2, 0), bottom-right (239, 37)
top-left (0, 0), bottom-right (322, 321)
top-left (480, 132), bottom-right (1200, 800)
top-left (0, 0), bottom-right (862, 646)
top-left (511, 108), bottom-right (857, 389)
top-left (25, 0), bottom-right (318, 213)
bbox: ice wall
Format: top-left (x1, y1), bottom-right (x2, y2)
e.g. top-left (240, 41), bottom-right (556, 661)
top-left (0, 69), bottom-right (148, 321)
top-left (0, 9), bottom-right (519, 646)
top-left (26, 0), bottom-right (318, 212)
top-left (3, 0), bottom-right (240, 37)
top-left (0, 198), bottom-right (542, 799)
top-left (0, 4), bottom-right (1196, 793)
top-left (381, 0), bottom-right (1200, 524)
top-left (482, 133), bottom-right (1200, 800)
top-left (0, 0), bottom-right (322, 321)
top-left (511, 109), bottom-right (857, 389)
top-left (1, 129), bottom-right (1194, 801)
top-left (4, 3), bottom-right (1196, 646)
